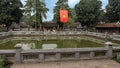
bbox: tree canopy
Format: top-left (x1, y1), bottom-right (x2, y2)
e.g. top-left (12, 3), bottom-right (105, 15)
top-left (24, 0), bottom-right (49, 27)
top-left (106, 0), bottom-right (120, 22)
top-left (75, 0), bottom-right (102, 29)
top-left (1, 0), bottom-right (120, 30)
top-left (0, 0), bottom-right (23, 28)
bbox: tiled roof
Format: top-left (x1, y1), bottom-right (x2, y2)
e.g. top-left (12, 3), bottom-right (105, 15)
top-left (96, 23), bottom-right (120, 28)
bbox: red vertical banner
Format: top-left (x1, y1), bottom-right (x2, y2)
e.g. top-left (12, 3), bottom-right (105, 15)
top-left (60, 10), bottom-right (68, 23)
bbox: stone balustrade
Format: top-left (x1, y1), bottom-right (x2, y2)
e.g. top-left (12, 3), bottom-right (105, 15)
top-left (0, 31), bottom-right (120, 41)
top-left (86, 32), bottom-right (120, 41)
top-left (0, 43), bottom-right (120, 63)
top-left (0, 32), bottom-right (11, 38)
top-left (0, 31), bottom-right (120, 63)
top-left (9, 31), bottom-right (84, 36)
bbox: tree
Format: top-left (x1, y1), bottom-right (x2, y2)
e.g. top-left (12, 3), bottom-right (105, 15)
top-left (20, 15), bottom-right (35, 27)
top-left (53, 0), bottom-right (72, 29)
top-left (99, 9), bottom-right (107, 22)
top-left (106, 0), bottom-right (120, 22)
top-left (67, 9), bottom-right (77, 26)
top-left (24, 0), bottom-right (49, 28)
top-left (75, 0), bottom-right (102, 29)
top-left (0, 0), bottom-right (23, 29)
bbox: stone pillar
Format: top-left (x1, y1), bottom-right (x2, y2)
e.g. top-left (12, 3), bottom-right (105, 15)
top-left (75, 52), bottom-right (80, 58)
top-left (112, 33), bottom-right (115, 39)
top-left (39, 54), bottom-right (45, 62)
top-left (14, 45), bottom-right (22, 63)
top-left (56, 53), bottom-right (61, 60)
top-left (105, 42), bottom-right (113, 58)
top-left (90, 52), bottom-right (95, 58)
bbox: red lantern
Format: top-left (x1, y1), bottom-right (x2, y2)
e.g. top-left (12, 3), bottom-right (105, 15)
top-left (60, 10), bottom-right (68, 23)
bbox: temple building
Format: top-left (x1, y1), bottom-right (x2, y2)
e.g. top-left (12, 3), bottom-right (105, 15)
top-left (41, 22), bottom-right (84, 31)
top-left (96, 23), bottom-right (120, 34)
top-left (42, 22), bottom-right (58, 30)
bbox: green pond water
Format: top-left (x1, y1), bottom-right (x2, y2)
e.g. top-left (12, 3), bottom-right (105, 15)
top-left (0, 36), bottom-right (106, 49)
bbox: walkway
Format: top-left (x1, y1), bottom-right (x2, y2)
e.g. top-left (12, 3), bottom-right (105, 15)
top-left (11, 59), bottom-right (120, 68)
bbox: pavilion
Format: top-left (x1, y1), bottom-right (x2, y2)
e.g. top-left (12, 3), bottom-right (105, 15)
top-left (96, 23), bottom-right (120, 34)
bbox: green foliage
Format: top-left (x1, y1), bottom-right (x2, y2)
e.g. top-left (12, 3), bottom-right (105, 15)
top-left (67, 9), bottom-right (77, 26)
top-left (0, 0), bottom-right (23, 28)
top-left (0, 56), bottom-right (4, 68)
top-left (24, 0), bottom-right (49, 27)
top-left (53, 0), bottom-right (74, 29)
top-left (99, 9), bottom-right (107, 22)
top-left (0, 55), bottom-right (11, 68)
top-left (106, 0), bottom-right (120, 22)
top-left (112, 53), bottom-right (120, 63)
top-left (75, 0), bottom-right (102, 29)
top-left (20, 15), bottom-right (35, 27)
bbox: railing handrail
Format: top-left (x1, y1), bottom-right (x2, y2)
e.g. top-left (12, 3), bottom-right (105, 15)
top-left (0, 47), bottom-right (120, 54)
top-left (0, 50), bottom-right (15, 54)
top-left (0, 46), bottom-right (119, 63)
top-left (21, 47), bottom-right (108, 54)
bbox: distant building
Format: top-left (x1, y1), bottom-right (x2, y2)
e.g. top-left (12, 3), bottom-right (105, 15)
top-left (0, 24), bottom-right (6, 27)
top-left (19, 22), bottom-right (29, 28)
top-left (65, 22), bottom-right (85, 31)
top-left (42, 22), bottom-right (58, 30)
top-left (96, 23), bottom-right (120, 34)
top-left (9, 22), bottom-right (20, 30)
top-left (9, 22), bottom-right (30, 31)
top-left (41, 22), bottom-right (85, 31)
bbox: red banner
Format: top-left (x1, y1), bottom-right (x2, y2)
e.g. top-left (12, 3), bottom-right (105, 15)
top-left (60, 10), bottom-right (68, 23)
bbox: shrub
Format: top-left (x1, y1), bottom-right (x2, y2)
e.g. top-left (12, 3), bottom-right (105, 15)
top-left (0, 55), bottom-right (5, 68)
top-left (0, 55), bottom-right (11, 68)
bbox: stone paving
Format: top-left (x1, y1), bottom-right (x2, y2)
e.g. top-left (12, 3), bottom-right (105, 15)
top-left (11, 59), bottom-right (120, 68)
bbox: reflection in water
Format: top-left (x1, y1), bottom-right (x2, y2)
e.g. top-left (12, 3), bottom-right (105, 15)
top-left (42, 44), bottom-right (57, 49)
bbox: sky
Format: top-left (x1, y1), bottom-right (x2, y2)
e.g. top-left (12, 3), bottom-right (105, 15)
top-left (21, 0), bottom-right (108, 21)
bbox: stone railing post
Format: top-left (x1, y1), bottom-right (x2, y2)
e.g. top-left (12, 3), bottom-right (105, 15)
top-left (75, 52), bottom-right (80, 58)
top-left (14, 45), bottom-right (22, 63)
top-left (39, 54), bottom-right (45, 62)
top-left (56, 53), bottom-right (61, 60)
top-left (112, 33), bottom-right (115, 39)
top-left (90, 52), bottom-right (95, 58)
top-left (105, 42), bottom-right (113, 58)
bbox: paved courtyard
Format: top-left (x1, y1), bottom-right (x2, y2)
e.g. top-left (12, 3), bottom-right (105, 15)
top-left (11, 59), bottom-right (120, 68)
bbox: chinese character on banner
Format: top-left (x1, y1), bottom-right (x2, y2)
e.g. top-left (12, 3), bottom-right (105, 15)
top-left (60, 10), bottom-right (68, 23)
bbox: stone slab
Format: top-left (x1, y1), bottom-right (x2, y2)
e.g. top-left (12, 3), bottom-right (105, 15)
top-left (42, 44), bottom-right (57, 49)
